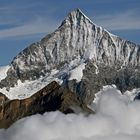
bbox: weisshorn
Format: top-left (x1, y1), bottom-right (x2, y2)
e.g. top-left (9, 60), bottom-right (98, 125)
top-left (0, 8), bottom-right (140, 102)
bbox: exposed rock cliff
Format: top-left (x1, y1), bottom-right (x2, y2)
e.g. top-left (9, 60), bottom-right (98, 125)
top-left (0, 81), bottom-right (93, 128)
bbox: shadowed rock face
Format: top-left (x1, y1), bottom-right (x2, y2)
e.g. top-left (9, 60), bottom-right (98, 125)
top-left (66, 62), bottom-right (140, 104)
top-left (0, 81), bottom-right (93, 129)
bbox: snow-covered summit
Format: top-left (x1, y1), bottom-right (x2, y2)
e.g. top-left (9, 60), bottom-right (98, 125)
top-left (10, 9), bottom-right (140, 77)
top-left (0, 9), bottom-right (140, 100)
top-left (61, 8), bottom-right (95, 26)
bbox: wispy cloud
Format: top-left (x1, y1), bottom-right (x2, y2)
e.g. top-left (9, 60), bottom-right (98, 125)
top-left (0, 16), bottom-right (59, 39)
top-left (0, 1), bottom-right (61, 39)
top-left (94, 10), bottom-right (140, 31)
top-left (0, 5), bottom-right (140, 39)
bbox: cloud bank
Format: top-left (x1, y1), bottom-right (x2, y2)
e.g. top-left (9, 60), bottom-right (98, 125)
top-left (0, 87), bottom-right (140, 140)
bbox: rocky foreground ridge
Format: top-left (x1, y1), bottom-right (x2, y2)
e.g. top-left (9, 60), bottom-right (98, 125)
top-left (0, 81), bottom-right (93, 128)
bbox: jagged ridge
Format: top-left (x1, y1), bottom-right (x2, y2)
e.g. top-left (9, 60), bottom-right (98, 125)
top-left (0, 8), bottom-right (140, 101)
top-left (10, 9), bottom-right (140, 79)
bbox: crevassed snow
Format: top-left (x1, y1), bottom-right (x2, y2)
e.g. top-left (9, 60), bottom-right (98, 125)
top-left (0, 69), bottom-right (62, 100)
top-left (69, 63), bottom-right (85, 82)
top-left (0, 65), bottom-right (10, 81)
top-left (0, 60), bottom-right (86, 99)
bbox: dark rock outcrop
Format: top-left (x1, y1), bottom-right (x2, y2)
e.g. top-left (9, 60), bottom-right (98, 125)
top-left (0, 81), bottom-right (93, 129)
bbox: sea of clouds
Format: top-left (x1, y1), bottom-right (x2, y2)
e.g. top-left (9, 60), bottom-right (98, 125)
top-left (0, 88), bottom-right (140, 140)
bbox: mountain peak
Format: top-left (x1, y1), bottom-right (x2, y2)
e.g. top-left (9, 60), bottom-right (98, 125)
top-left (61, 8), bottom-right (93, 26)
top-left (70, 8), bottom-right (83, 15)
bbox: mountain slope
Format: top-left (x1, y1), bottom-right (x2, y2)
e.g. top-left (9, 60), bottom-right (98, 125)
top-left (0, 8), bottom-right (140, 102)
top-left (0, 81), bottom-right (93, 128)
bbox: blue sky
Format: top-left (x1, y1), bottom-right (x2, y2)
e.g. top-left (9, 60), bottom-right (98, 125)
top-left (0, 0), bottom-right (140, 66)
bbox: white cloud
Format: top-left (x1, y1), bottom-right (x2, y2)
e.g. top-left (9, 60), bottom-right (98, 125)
top-left (94, 10), bottom-right (140, 31)
top-left (0, 17), bottom-right (58, 39)
top-left (0, 3), bottom-right (60, 39)
top-left (0, 87), bottom-right (140, 140)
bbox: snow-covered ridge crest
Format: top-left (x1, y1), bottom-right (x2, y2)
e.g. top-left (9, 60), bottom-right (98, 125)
top-left (11, 8), bottom-right (140, 75)
top-left (0, 8), bottom-right (140, 99)
top-left (61, 8), bottom-right (97, 27)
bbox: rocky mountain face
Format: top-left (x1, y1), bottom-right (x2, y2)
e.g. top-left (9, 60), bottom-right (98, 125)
top-left (0, 8), bottom-right (140, 103)
top-left (0, 81), bottom-right (93, 128)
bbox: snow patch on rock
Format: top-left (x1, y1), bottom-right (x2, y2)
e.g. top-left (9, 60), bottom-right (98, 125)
top-left (0, 65), bottom-right (10, 81)
top-left (0, 69), bottom-right (62, 100)
top-left (69, 63), bottom-right (85, 82)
